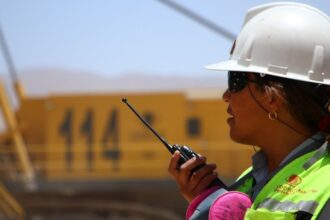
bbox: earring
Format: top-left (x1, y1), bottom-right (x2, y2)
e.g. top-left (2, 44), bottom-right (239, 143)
top-left (268, 111), bottom-right (277, 120)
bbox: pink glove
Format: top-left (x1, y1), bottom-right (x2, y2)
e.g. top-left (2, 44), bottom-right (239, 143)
top-left (209, 191), bottom-right (252, 220)
top-left (186, 186), bottom-right (222, 219)
top-left (186, 188), bottom-right (251, 220)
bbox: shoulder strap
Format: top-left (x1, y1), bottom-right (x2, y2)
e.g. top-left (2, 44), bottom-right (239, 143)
top-left (318, 199), bottom-right (330, 220)
top-left (227, 170), bottom-right (254, 191)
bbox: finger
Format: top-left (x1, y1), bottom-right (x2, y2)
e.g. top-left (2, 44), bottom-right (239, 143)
top-left (180, 155), bottom-right (206, 172)
top-left (190, 163), bottom-right (217, 181)
top-left (189, 163), bottom-right (217, 189)
top-left (173, 157), bottom-right (201, 190)
top-left (168, 151), bottom-right (181, 175)
top-left (193, 171), bottom-right (219, 194)
top-left (181, 170), bottom-right (218, 202)
top-left (187, 163), bottom-right (217, 193)
top-left (177, 156), bottom-right (208, 190)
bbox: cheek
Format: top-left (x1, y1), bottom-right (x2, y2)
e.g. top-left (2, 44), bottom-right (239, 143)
top-left (229, 112), bottom-right (253, 138)
top-left (228, 101), bottom-right (261, 143)
top-left (226, 85), bottom-right (270, 143)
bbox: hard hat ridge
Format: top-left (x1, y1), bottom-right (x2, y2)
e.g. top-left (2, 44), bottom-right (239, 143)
top-left (206, 2), bottom-right (330, 85)
top-left (243, 2), bottom-right (330, 26)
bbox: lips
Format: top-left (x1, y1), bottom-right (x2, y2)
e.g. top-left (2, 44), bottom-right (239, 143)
top-left (226, 107), bottom-right (234, 123)
top-left (227, 107), bottom-right (233, 117)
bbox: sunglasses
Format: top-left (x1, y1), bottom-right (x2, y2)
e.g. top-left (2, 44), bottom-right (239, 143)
top-left (228, 71), bottom-right (258, 93)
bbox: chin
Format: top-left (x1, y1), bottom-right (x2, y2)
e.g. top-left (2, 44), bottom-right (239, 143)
top-left (229, 128), bottom-right (251, 145)
top-left (229, 128), bottom-right (240, 141)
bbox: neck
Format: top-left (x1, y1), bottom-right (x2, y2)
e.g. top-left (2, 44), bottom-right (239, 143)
top-left (257, 124), bottom-right (314, 173)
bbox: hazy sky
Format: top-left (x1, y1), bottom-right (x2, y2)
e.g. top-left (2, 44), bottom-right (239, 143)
top-left (0, 0), bottom-right (329, 79)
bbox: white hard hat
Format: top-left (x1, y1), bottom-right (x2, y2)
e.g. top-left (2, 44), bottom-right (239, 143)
top-left (206, 2), bottom-right (330, 85)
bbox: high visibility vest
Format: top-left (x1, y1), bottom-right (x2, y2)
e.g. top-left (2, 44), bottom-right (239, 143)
top-left (236, 142), bottom-right (330, 219)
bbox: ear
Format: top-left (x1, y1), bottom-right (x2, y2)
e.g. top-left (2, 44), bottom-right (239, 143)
top-left (262, 88), bottom-right (285, 113)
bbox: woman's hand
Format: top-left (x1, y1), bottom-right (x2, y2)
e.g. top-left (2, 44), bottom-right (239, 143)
top-left (168, 151), bottom-right (218, 202)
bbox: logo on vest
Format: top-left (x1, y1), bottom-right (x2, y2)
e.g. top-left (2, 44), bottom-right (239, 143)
top-left (287, 174), bottom-right (302, 186)
top-left (275, 174), bottom-right (317, 195)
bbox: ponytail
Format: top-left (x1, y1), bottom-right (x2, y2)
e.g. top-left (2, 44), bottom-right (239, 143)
top-left (325, 87), bottom-right (330, 151)
top-left (318, 116), bottom-right (330, 151)
top-left (321, 87), bottom-right (330, 151)
top-left (318, 116), bottom-right (330, 133)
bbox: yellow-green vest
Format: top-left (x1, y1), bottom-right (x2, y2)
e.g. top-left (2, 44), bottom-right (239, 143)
top-left (236, 143), bottom-right (330, 220)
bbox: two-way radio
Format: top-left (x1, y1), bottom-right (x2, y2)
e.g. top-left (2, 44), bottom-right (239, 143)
top-left (122, 98), bottom-right (225, 188)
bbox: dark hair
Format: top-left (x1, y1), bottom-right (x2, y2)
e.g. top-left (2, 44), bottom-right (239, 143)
top-left (253, 74), bottom-right (330, 133)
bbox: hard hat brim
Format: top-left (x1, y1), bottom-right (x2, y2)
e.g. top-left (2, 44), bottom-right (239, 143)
top-left (205, 60), bottom-right (247, 72)
top-left (205, 60), bottom-right (330, 85)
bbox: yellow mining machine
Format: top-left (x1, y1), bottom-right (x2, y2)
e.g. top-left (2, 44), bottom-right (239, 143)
top-left (0, 77), bottom-right (255, 219)
top-left (0, 12), bottom-right (254, 218)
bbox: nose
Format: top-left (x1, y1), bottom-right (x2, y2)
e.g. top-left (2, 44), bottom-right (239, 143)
top-left (222, 89), bottom-right (230, 102)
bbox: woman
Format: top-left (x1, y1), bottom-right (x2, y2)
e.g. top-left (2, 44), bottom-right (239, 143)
top-left (168, 2), bottom-right (330, 219)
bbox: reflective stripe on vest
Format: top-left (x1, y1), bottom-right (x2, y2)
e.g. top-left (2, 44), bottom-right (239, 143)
top-left (258, 198), bottom-right (319, 214)
top-left (303, 141), bottom-right (328, 170)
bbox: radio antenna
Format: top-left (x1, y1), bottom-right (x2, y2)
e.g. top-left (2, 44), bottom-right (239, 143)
top-left (122, 98), bottom-right (175, 153)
